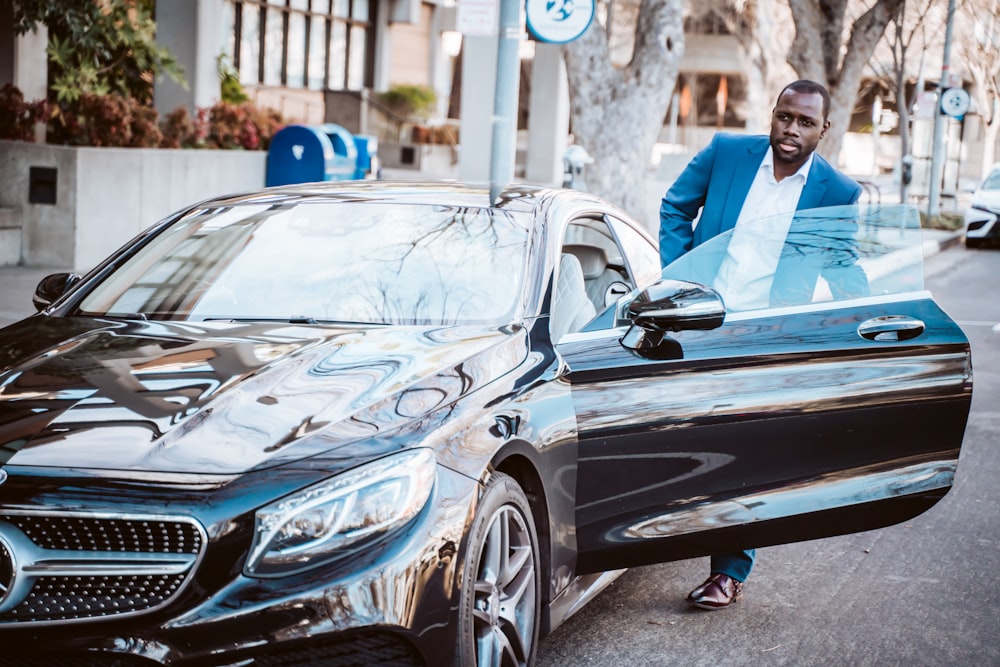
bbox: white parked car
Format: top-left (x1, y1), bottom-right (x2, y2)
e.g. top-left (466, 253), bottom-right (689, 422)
top-left (964, 163), bottom-right (1000, 248)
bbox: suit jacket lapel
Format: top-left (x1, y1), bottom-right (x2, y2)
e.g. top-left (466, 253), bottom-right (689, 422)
top-left (797, 157), bottom-right (829, 210)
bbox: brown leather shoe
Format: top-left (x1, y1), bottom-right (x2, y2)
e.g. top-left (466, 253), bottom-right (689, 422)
top-left (686, 573), bottom-right (743, 610)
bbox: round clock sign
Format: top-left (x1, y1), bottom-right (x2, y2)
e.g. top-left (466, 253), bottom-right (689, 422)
top-left (526, 0), bottom-right (595, 44)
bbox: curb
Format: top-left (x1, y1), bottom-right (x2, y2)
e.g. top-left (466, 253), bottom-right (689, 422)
top-left (936, 230), bottom-right (965, 251)
top-left (925, 230), bottom-right (964, 256)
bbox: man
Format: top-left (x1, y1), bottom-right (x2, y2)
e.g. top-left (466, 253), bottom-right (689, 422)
top-left (659, 79), bottom-right (863, 610)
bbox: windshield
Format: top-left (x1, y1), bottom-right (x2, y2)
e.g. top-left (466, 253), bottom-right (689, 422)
top-left (76, 201), bottom-right (531, 325)
top-left (661, 204), bottom-right (924, 313)
top-left (982, 169), bottom-right (1000, 190)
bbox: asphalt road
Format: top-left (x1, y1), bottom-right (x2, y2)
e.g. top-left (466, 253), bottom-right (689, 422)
top-left (536, 244), bottom-right (1000, 666)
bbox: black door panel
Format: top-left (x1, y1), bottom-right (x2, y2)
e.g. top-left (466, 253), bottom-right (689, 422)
top-left (561, 297), bottom-right (972, 575)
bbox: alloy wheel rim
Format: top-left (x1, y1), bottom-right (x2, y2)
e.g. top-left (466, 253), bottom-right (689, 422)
top-left (472, 504), bottom-right (537, 667)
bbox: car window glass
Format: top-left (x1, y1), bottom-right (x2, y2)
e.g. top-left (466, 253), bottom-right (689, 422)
top-left (551, 218), bottom-right (635, 339)
top-left (606, 215), bottom-right (661, 288)
top-left (562, 220), bottom-right (635, 308)
top-left (660, 204), bottom-right (924, 314)
top-left (76, 202), bottom-right (531, 325)
top-left (982, 170), bottom-right (1000, 190)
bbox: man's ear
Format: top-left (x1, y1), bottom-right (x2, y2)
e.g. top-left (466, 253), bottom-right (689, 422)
top-left (821, 119), bottom-right (831, 138)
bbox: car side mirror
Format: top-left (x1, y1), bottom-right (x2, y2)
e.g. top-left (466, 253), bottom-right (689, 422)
top-left (621, 279), bottom-right (725, 351)
top-left (33, 272), bottom-right (82, 311)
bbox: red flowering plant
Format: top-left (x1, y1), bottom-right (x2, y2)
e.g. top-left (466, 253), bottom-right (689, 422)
top-left (0, 84), bottom-right (50, 142)
top-left (192, 102), bottom-right (283, 150)
top-left (47, 93), bottom-right (163, 148)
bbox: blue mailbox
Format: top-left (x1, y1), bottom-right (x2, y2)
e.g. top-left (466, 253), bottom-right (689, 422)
top-left (266, 124), bottom-right (359, 187)
top-left (352, 134), bottom-right (380, 179)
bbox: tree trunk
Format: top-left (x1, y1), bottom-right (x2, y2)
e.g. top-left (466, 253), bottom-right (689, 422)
top-left (959, 0), bottom-right (1000, 179)
top-left (984, 99), bottom-right (1000, 175)
top-left (896, 54), bottom-right (912, 203)
top-left (787, 0), bottom-right (904, 164)
top-left (562, 0), bottom-right (685, 219)
top-left (725, 0), bottom-right (797, 132)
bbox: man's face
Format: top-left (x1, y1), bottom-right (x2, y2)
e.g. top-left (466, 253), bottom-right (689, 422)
top-left (769, 90), bottom-right (830, 166)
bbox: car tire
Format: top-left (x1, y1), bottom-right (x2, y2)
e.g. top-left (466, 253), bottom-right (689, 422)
top-left (965, 236), bottom-right (981, 249)
top-left (456, 471), bottom-right (540, 667)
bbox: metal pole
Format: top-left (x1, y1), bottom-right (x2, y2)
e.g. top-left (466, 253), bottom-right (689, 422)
top-left (489, 0), bottom-right (522, 202)
top-left (927, 0), bottom-right (957, 218)
top-left (872, 96), bottom-right (881, 177)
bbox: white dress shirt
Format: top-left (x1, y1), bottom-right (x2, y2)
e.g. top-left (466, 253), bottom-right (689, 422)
top-left (714, 148), bottom-right (814, 310)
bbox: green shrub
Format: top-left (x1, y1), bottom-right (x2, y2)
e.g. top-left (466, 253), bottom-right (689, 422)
top-left (218, 54), bottom-right (249, 104)
top-left (11, 0), bottom-right (184, 105)
top-left (377, 84), bottom-right (437, 119)
top-left (920, 211), bottom-right (964, 231)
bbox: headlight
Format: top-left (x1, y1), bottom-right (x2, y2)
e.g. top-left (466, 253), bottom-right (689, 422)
top-left (245, 448), bottom-right (436, 577)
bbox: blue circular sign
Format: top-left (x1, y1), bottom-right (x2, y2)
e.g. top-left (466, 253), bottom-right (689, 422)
top-left (526, 0), bottom-right (595, 44)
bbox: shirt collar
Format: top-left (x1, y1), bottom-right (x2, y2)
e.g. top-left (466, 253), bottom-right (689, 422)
top-left (761, 146), bottom-right (813, 183)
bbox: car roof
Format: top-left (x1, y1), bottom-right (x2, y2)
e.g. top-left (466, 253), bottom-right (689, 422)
top-left (197, 180), bottom-right (562, 214)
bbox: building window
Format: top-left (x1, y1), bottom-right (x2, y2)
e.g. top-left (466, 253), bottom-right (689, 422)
top-left (238, 3), bottom-right (262, 85)
top-left (672, 74), bottom-right (747, 129)
top-left (230, 0), bottom-right (372, 91)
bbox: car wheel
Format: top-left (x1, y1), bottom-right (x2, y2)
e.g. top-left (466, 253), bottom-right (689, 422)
top-left (457, 471), bottom-right (540, 667)
top-left (965, 236), bottom-right (981, 249)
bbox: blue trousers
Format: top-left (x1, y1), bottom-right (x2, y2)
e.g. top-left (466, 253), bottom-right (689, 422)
top-left (710, 549), bottom-right (755, 582)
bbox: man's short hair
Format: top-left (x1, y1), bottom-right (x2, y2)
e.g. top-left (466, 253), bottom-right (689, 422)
top-left (777, 80), bottom-right (831, 119)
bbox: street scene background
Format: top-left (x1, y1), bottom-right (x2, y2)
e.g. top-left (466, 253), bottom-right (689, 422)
top-left (2, 0), bottom-right (999, 663)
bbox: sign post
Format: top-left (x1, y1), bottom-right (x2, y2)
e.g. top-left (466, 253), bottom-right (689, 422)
top-left (927, 0), bottom-right (957, 218)
top-left (489, 0), bottom-right (522, 201)
top-left (456, 0), bottom-right (594, 199)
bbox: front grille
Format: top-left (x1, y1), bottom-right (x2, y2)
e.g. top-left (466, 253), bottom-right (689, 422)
top-left (0, 512), bottom-right (206, 625)
top-left (6, 515), bottom-right (202, 554)
top-left (5, 573), bottom-right (189, 622)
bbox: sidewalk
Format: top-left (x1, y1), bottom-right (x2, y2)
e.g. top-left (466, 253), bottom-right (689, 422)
top-left (0, 265), bottom-right (71, 328)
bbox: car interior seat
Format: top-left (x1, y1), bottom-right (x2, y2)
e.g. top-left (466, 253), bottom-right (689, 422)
top-left (551, 253), bottom-right (597, 342)
top-left (563, 243), bottom-right (628, 311)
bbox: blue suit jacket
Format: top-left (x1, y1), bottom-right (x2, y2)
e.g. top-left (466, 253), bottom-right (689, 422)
top-left (659, 134), bottom-right (863, 266)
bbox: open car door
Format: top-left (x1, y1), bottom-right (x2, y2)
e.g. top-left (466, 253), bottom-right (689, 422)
top-left (558, 204), bottom-right (973, 575)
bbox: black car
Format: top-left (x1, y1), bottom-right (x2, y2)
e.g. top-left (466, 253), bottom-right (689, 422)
top-left (0, 183), bottom-right (972, 666)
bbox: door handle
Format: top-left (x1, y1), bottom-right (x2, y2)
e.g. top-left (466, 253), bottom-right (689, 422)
top-left (858, 316), bottom-right (925, 342)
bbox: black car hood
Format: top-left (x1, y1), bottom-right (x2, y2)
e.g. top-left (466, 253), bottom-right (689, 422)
top-left (0, 316), bottom-right (523, 475)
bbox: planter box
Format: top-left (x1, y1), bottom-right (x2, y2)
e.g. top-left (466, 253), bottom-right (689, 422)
top-left (379, 142), bottom-right (457, 179)
top-left (0, 141), bottom-right (267, 270)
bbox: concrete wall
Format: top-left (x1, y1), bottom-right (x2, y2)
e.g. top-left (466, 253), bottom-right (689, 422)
top-left (0, 141), bottom-right (266, 271)
top-left (0, 142), bottom-right (78, 268)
